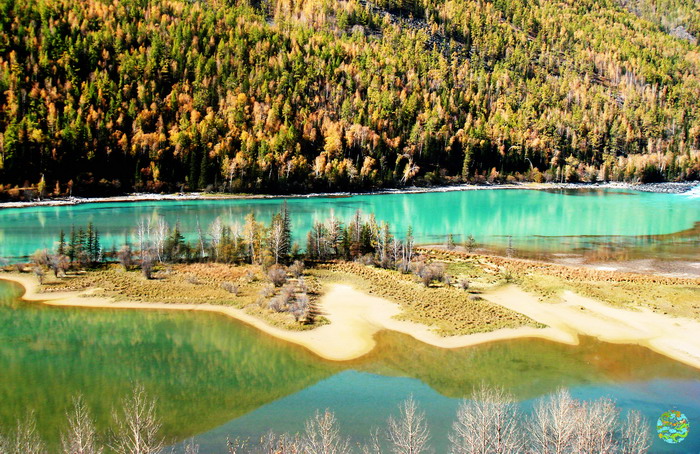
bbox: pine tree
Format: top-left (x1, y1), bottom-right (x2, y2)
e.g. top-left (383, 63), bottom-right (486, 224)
top-left (280, 202), bottom-right (292, 260)
top-left (86, 223), bottom-right (95, 263)
top-left (93, 229), bottom-right (101, 263)
top-left (68, 226), bottom-right (77, 263)
top-left (57, 230), bottom-right (66, 256)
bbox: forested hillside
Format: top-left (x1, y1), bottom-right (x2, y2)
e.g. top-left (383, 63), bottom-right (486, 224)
top-left (1, 0), bottom-right (700, 196)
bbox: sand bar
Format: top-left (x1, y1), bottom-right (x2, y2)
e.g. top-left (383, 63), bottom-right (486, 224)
top-left (2, 274), bottom-right (700, 367)
top-left (482, 285), bottom-right (700, 370)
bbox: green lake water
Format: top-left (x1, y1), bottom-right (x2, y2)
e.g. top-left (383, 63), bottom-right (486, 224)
top-left (0, 187), bottom-right (698, 260)
top-left (1, 281), bottom-right (699, 452)
top-left (1, 188), bottom-right (699, 452)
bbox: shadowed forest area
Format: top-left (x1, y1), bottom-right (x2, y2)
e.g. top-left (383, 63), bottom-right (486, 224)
top-left (1, 0), bottom-right (700, 199)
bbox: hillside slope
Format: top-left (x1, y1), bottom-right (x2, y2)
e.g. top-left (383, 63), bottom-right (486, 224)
top-left (0, 0), bottom-right (699, 196)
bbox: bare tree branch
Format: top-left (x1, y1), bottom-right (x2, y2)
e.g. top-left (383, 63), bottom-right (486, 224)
top-left (109, 385), bottom-right (164, 454)
top-left (62, 395), bottom-right (103, 454)
top-left (619, 410), bottom-right (651, 454)
top-left (386, 397), bottom-right (431, 454)
top-left (450, 385), bottom-right (523, 454)
top-left (302, 409), bottom-right (352, 454)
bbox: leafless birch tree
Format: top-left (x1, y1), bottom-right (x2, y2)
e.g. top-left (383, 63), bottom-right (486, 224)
top-left (209, 217), bottom-right (223, 261)
top-left (153, 218), bottom-right (169, 263)
top-left (196, 220), bottom-right (206, 260)
top-left (619, 410), bottom-right (651, 454)
top-left (302, 410), bottom-right (352, 454)
top-left (527, 389), bottom-right (579, 454)
top-left (573, 398), bottom-right (618, 454)
top-left (61, 395), bottom-right (103, 454)
top-left (258, 431), bottom-right (301, 454)
top-left (136, 220), bottom-right (151, 263)
top-left (269, 217), bottom-right (286, 264)
top-left (3, 413), bottom-right (46, 454)
top-left (359, 428), bottom-right (383, 454)
top-left (386, 397), bottom-right (431, 454)
top-left (449, 385), bottom-right (523, 454)
top-left (109, 385), bottom-right (164, 454)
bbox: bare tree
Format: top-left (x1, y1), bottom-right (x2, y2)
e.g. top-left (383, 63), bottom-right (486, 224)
top-left (141, 251), bottom-right (155, 280)
top-left (31, 249), bottom-right (50, 268)
top-left (49, 254), bottom-right (71, 277)
top-left (221, 282), bottom-right (240, 296)
top-left (289, 260), bottom-right (305, 278)
top-left (527, 389), bottom-right (579, 454)
top-left (267, 265), bottom-right (288, 287)
top-left (226, 437), bottom-right (249, 454)
top-left (109, 385), bottom-right (164, 454)
top-left (136, 220), bottom-right (151, 264)
top-left (302, 410), bottom-right (352, 454)
top-left (33, 266), bottom-right (45, 284)
top-left (209, 217), bottom-right (223, 261)
top-left (450, 385), bottom-right (522, 454)
top-left (619, 410), bottom-right (651, 454)
top-left (376, 222), bottom-right (392, 268)
top-left (182, 439), bottom-right (199, 454)
top-left (5, 413), bottom-right (46, 454)
top-left (386, 397), bottom-right (431, 454)
top-left (259, 431), bottom-right (300, 454)
top-left (0, 432), bottom-right (8, 453)
top-left (269, 215), bottom-right (286, 264)
top-left (291, 292), bottom-right (310, 322)
top-left (62, 395), bottom-right (103, 454)
top-left (403, 226), bottom-right (415, 264)
top-left (573, 398), bottom-right (618, 454)
top-left (118, 245), bottom-right (134, 270)
top-left (196, 220), bottom-right (207, 260)
top-left (360, 428), bottom-right (383, 454)
top-left (390, 238), bottom-right (402, 268)
top-left (153, 219), bottom-right (169, 263)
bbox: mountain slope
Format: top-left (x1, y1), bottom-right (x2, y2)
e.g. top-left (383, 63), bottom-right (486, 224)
top-left (0, 0), bottom-right (699, 196)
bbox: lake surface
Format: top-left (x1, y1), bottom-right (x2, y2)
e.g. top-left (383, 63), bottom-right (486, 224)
top-left (1, 281), bottom-right (699, 453)
top-left (0, 187), bottom-right (698, 261)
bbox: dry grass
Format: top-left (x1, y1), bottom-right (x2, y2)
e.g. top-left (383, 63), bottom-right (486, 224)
top-left (311, 261), bottom-right (541, 336)
top-left (26, 248), bottom-right (698, 338)
top-left (39, 263), bottom-right (325, 331)
top-left (419, 248), bottom-right (700, 321)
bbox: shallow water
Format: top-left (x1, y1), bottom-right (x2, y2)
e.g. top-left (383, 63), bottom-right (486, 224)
top-left (1, 282), bottom-right (699, 453)
top-left (0, 188), bottom-right (698, 260)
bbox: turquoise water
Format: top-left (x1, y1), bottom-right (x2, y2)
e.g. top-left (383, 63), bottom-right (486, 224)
top-left (0, 188), bottom-right (698, 260)
top-left (1, 281), bottom-right (699, 453)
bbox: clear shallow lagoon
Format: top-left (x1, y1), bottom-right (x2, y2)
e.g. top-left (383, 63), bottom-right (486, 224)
top-left (1, 282), bottom-right (699, 453)
top-left (0, 188), bottom-right (698, 260)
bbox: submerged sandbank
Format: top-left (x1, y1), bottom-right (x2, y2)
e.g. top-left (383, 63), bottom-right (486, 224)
top-left (2, 273), bottom-right (700, 368)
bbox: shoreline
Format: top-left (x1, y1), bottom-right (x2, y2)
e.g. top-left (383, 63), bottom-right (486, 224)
top-left (0, 181), bottom-right (697, 210)
top-left (2, 273), bottom-right (700, 369)
top-left (0, 273), bottom-right (571, 361)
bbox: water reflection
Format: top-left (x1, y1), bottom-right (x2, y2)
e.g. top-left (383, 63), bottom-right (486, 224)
top-left (0, 189), bottom-right (697, 260)
top-left (2, 281), bottom-right (700, 451)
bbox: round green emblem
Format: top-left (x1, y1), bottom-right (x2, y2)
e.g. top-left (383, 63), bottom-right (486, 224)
top-left (656, 410), bottom-right (689, 444)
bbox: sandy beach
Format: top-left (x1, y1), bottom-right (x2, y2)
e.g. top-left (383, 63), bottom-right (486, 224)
top-left (2, 273), bottom-right (700, 368)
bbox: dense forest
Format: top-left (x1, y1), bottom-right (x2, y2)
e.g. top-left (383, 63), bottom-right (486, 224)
top-left (1, 0), bottom-right (700, 197)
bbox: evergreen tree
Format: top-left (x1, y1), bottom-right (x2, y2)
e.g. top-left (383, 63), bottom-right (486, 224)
top-left (57, 230), bottom-right (66, 256)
